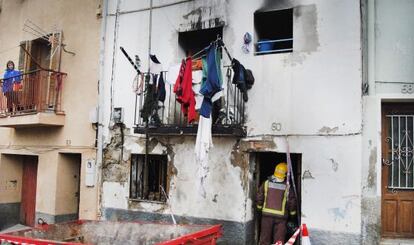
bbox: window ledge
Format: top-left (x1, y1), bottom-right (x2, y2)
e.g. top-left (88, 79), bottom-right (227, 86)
top-left (128, 198), bottom-right (166, 205)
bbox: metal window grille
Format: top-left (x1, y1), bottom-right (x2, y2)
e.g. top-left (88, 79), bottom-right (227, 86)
top-left (384, 115), bottom-right (414, 189)
top-left (130, 154), bottom-right (168, 202)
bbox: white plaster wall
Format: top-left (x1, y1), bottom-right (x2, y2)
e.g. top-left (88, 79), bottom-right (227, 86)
top-left (103, 137), bottom-right (247, 222)
top-left (361, 1), bottom-right (414, 242)
top-left (169, 138), bottom-right (245, 222)
top-left (364, 0), bottom-right (414, 199)
top-left (101, 0), bottom-right (364, 234)
top-left (101, 0), bottom-right (363, 138)
top-left (287, 136), bottom-right (362, 233)
top-left (375, 0), bottom-right (414, 84)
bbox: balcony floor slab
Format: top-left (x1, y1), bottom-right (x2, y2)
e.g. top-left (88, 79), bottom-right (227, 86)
top-left (0, 112), bottom-right (65, 128)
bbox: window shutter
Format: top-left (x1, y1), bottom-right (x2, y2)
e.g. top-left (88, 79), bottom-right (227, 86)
top-left (18, 41), bottom-right (26, 71)
top-left (18, 41), bottom-right (32, 72)
top-left (49, 32), bottom-right (62, 71)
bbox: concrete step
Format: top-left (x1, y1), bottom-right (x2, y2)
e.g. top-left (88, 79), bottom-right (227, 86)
top-left (381, 238), bottom-right (414, 245)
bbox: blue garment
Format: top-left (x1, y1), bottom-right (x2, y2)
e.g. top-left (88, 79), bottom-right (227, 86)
top-left (199, 44), bottom-right (222, 118)
top-left (200, 44), bottom-right (222, 99)
top-left (199, 98), bottom-right (212, 118)
top-left (2, 69), bottom-right (22, 93)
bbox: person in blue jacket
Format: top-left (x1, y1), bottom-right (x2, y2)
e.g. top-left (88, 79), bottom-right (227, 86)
top-left (2, 61), bottom-right (22, 113)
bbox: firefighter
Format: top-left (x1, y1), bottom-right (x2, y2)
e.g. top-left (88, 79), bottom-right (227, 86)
top-left (257, 162), bottom-right (297, 245)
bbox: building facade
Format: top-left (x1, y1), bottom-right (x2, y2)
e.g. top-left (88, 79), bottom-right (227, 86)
top-left (1, 0), bottom-right (413, 244)
top-left (0, 0), bottom-right (101, 229)
top-left (362, 0), bottom-right (414, 244)
top-left (99, 0), bottom-right (364, 244)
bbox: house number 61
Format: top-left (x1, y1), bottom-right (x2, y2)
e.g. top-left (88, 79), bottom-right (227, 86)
top-left (401, 84), bottom-right (413, 94)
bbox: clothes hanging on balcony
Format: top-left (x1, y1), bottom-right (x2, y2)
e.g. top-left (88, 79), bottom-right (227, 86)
top-left (192, 70), bottom-right (203, 111)
top-left (157, 72), bottom-right (166, 103)
top-left (173, 57), bottom-right (196, 123)
top-left (195, 115), bottom-right (213, 198)
top-left (139, 55), bottom-right (167, 125)
top-left (140, 74), bottom-right (161, 126)
top-left (132, 73), bottom-right (144, 95)
top-left (149, 54), bottom-right (162, 74)
top-left (199, 43), bottom-right (223, 118)
top-left (140, 74), bottom-right (155, 123)
top-left (231, 58), bottom-right (254, 102)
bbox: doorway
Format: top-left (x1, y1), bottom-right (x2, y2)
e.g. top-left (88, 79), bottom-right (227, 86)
top-left (382, 103), bottom-right (414, 238)
top-left (57, 153), bottom-right (81, 221)
top-left (253, 152), bottom-right (302, 244)
top-left (20, 155), bottom-right (38, 227)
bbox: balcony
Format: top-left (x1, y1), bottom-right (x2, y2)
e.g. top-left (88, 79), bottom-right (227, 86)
top-left (0, 69), bottom-right (66, 128)
top-left (133, 72), bottom-right (246, 137)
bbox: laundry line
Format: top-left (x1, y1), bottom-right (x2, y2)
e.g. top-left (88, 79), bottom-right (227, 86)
top-left (191, 37), bottom-right (233, 62)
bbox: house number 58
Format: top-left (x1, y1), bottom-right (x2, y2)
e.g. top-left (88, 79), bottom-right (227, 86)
top-left (401, 84), bottom-right (413, 94)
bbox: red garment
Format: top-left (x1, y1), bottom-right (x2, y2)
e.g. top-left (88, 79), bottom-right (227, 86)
top-left (173, 57), bottom-right (196, 123)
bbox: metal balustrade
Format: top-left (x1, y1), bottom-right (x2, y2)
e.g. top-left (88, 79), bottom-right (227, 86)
top-left (133, 71), bottom-right (246, 137)
top-left (0, 69), bottom-right (66, 117)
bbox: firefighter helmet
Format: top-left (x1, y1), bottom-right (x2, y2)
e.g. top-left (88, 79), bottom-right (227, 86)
top-left (274, 162), bottom-right (288, 179)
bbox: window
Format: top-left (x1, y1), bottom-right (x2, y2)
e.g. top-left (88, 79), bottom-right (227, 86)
top-left (130, 154), bottom-right (168, 202)
top-left (178, 27), bottom-right (223, 56)
top-left (254, 8), bottom-right (293, 55)
top-left (19, 34), bottom-right (61, 72)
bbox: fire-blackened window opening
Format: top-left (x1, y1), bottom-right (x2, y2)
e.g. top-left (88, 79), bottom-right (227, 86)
top-left (178, 27), bottom-right (223, 56)
top-left (254, 8), bottom-right (293, 55)
top-left (130, 154), bottom-right (168, 202)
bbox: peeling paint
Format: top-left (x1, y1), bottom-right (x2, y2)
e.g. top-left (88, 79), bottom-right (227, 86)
top-left (230, 140), bottom-right (250, 191)
top-left (212, 194), bottom-right (218, 203)
top-left (302, 170), bottom-right (315, 179)
top-left (103, 124), bottom-right (130, 183)
top-left (318, 126), bottom-right (339, 134)
top-left (361, 197), bottom-right (381, 244)
top-left (330, 158), bottom-right (339, 172)
top-left (239, 138), bottom-right (276, 153)
top-left (367, 147), bottom-right (377, 190)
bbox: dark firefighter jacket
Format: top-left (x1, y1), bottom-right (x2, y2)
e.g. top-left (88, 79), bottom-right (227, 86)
top-left (256, 177), bottom-right (297, 219)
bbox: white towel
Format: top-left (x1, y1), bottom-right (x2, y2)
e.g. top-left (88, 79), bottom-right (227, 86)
top-left (195, 115), bottom-right (213, 198)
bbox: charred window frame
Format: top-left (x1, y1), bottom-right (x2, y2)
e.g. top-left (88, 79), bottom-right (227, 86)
top-left (178, 27), bottom-right (223, 56)
top-left (130, 154), bottom-right (168, 203)
top-left (254, 8), bottom-right (293, 55)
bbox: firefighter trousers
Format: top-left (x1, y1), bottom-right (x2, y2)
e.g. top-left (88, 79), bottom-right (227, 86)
top-left (259, 215), bottom-right (287, 245)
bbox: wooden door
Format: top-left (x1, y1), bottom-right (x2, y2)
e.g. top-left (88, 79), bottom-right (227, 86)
top-left (20, 156), bottom-right (38, 227)
top-left (382, 103), bottom-right (414, 238)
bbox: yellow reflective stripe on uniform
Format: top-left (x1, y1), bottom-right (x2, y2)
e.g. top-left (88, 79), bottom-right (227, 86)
top-left (262, 180), bottom-right (288, 215)
top-left (263, 180), bottom-right (268, 209)
top-left (257, 205), bottom-right (263, 209)
top-left (289, 211), bottom-right (296, 215)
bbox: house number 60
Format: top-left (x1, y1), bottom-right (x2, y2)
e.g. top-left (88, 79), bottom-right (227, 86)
top-left (401, 84), bottom-right (413, 94)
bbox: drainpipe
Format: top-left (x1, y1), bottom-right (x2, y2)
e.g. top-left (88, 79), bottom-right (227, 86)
top-left (144, 0), bottom-right (154, 199)
top-left (96, 0), bottom-right (108, 220)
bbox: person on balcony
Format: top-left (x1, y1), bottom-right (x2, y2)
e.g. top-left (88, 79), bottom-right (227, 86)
top-left (2, 61), bottom-right (22, 113)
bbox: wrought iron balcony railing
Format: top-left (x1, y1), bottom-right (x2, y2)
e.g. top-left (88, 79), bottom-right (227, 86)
top-left (133, 72), bottom-right (246, 137)
top-left (0, 69), bottom-right (66, 117)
